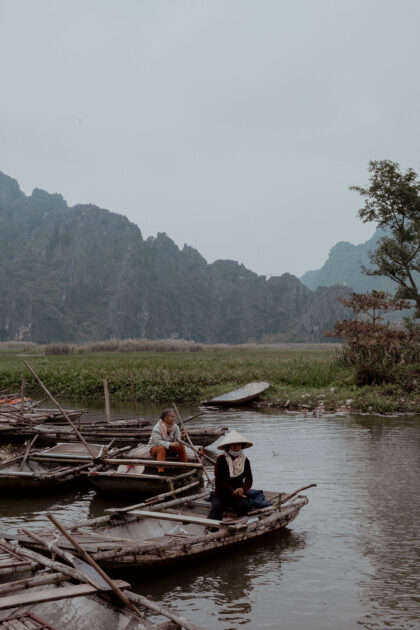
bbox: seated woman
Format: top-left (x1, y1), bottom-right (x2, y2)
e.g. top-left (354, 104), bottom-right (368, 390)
top-left (148, 408), bottom-right (188, 473)
top-left (208, 430), bottom-right (253, 521)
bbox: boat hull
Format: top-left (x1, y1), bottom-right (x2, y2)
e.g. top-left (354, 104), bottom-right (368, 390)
top-left (202, 381), bottom-right (270, 406)
top-left (93, 499), bottom-right (307, 570)
top-left (88, 468), bottom-right (202, 498)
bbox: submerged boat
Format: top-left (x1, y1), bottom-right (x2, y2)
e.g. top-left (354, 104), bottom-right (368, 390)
top-left (16, 486), bottom-right (313, 571)
top-left (0, 539), bottom-right (202, 630)
top-left (202, 381), bottom-right (270, 406)
top-left (0, 443), bottom-right (124, 494)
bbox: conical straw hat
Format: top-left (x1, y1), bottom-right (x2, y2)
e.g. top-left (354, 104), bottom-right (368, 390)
top-left (217, 429), bottom-right (253, 450)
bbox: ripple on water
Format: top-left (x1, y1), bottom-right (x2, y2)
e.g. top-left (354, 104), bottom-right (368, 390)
top-left (0, 409), bottom-right (419, 630)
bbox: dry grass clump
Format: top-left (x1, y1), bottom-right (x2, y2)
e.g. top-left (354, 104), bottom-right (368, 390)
top-left (0, 341), bottom-right (42, 353)
top-left (78, 338), bottom-right (204, 353)
top-left (45, 343), bottom-right (74, 355)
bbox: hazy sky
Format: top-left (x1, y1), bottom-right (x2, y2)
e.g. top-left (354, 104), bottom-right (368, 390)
top-left (1, 0), bottom-right (420, 277)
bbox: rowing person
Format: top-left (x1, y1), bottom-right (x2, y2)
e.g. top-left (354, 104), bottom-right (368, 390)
top-left (148, 408), bottom-right (188, 473)
top-left (207, 430), bottom-right (253, 521)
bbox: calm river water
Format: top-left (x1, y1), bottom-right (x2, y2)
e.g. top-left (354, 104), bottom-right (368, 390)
top-left (1, 403), bottom-right (419, 630)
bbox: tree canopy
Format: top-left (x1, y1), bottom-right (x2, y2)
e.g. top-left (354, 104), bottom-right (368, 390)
top-left (350, 160), bottom-right (420, 314)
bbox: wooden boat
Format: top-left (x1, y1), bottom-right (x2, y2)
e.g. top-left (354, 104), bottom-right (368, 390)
top-left (202, 381), bottom-right (270, 406)
top-left (16, 486), bottom-right (312, 571)
top-left (0, 443), bottom-right (125, 494)
top-left (88, 447), bottom-right (204, 498)
top-left (0, 408), bottom-right (88, 443)
top-left (0, 539), bottom-right (202, 629)
top-left (33, 423), bottom-right (228, 448)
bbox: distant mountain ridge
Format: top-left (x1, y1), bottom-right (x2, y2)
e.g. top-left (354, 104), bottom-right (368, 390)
top-left (300, 231), bottom-right (397, 292)
top-left (0, 171), bottom-right (352, 343)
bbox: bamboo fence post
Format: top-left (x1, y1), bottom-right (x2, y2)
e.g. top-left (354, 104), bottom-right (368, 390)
top-left (128, 371), bottom-right (140, 423)
top-left (46, 513), bottom-right (142, 616)
top-left (24, 362), bottom-right (96, 459)
top-left (103, 379), bottom-right (111, 424)
top-left (20, 376), bottom-right (25, 418)
top-left (172, 403), bottom-right (212, 485)
top-left (18, 434), bottom-right (38, 472)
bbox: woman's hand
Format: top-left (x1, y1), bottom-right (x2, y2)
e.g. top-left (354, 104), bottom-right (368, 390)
top-left (181, 429), bottom-right (187, 439)
top-left (233, 488), bottom-right (245, 497)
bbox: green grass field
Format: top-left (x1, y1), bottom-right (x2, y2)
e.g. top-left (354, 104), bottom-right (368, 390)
top-left (1, 346), bottom-right (418, 414)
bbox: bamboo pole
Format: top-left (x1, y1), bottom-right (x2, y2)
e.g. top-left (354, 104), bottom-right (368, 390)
top-left (46, 513), bottom-right (141, 616)
top-left (25, 362), bottom-right (96, 459)
top-left (103, 458), bottom-right (203, 469)
top-left (182, 411), bottom-right (205, 425)
top-left (126, 591), bottom-right (205, 630)
top-left (103, 379), bottom-right (111, 424)
top-left (180, 439), bottom-right (216, 466)
top-left (280, 483), bottom-right (317, 505)
top-left (0, 571), bottom-right (67, 596)
top-left (105, 481), bottom-right (203, 514)
top-left (18, 434), bottom-right (38, 472)
top-left (0, 538), bottom-right (90, 583)
top-left (172, 403), bottom-right (212, 485)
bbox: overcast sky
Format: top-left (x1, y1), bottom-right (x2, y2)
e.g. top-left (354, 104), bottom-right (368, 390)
top-left (1, 0), bottom-right (419, 277)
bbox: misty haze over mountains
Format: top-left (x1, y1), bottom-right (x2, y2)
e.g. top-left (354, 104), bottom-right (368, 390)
top-left (0, 171), bottom-right (393, 344)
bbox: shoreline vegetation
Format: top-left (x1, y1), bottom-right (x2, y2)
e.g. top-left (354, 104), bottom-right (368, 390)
top-left (0, 341), bottom-right (418, 416)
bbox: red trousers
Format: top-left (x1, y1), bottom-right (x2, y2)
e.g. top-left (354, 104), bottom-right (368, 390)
top-left (150, 443), bottom-right (187, 473)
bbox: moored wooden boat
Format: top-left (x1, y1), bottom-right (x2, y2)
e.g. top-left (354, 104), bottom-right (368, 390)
top-left (202, 381), bottom-right (270, 406)
top-left (0, 443), bottom-right (125, 494)
top-left (88, 451), bottom-right (204, 498)
top-left (33, 424), bottom-right (228, 448)
top-left (16, 487), bottom-right (312, 571)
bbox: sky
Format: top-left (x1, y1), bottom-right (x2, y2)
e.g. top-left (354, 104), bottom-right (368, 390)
top-left (1, 0), bottom-right (420, 278)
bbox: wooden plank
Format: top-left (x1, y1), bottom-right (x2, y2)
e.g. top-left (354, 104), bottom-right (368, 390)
top-left (130, 509), bottom-right (226, 527)
top-left (0, 580), bottom-right (129, 610)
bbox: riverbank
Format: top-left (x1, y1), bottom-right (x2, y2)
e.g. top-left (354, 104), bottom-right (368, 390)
top-left (0, 347), bottom-right (418, 414)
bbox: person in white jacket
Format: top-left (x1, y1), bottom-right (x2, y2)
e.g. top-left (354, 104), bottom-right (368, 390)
top-left (148, 408), bottom-right (187, 473)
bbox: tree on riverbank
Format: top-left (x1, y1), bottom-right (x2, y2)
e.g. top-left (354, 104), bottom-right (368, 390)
top-left (327, 291), bottom-right (419, 385)
top-left (350, 160), bottom-right (420, 316)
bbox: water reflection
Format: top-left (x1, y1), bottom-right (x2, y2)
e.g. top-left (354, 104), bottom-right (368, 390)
top-left (130, 527), bottom-right (307, 629)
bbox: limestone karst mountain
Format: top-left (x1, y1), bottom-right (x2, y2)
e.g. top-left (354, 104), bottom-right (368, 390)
top-left (0, 171), bottom-right (351, 343)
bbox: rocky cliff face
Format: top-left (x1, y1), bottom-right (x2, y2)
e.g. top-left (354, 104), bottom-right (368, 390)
top-left (0, 172), bottom-right (351, 343)
top-left (300, 231), bottom-right (396, 292)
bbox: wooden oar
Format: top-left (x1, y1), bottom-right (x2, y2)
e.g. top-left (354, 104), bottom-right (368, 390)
top-left (25, 362), bottom-right (96, 459)
top-left (173, 403), bottom-right (212, 485)
top-left (46, 513), bottom-right (141, 616)
top-left (21, 527), bottom-right (110, 591)
top-left (18, 434), bottom-right (38, 472)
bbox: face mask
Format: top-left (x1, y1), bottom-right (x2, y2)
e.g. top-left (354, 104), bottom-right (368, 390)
top-left (228, 449), bottom-right (242, 457)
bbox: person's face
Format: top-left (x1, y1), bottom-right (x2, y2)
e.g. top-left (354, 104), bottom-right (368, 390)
top-left (164, 411), bottom-right (175, 428)
top-left (229, 442), bottom-right (242, 452)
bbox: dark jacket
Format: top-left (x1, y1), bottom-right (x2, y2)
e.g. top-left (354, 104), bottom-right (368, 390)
top-left (214, 453), bottom-right (252, 498)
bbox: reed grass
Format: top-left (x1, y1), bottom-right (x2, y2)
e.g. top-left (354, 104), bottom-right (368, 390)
top-left (0, 346), bottom-right (417, 413)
